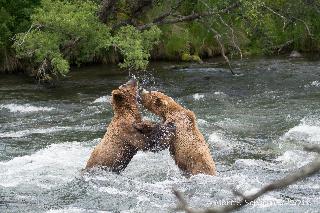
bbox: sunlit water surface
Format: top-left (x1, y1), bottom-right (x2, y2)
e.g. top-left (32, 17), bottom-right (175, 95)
top-left (0, 58), bottom-right (320, 212)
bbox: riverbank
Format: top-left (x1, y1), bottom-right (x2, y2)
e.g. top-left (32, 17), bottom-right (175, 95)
top-left (2, 0), bottom-right (320, 80)
top-left (1, 52), bottom-right (319, 80)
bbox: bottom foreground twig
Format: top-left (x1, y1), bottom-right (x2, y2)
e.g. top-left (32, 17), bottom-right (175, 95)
top-left (174, 145), bottom-right (320, 213)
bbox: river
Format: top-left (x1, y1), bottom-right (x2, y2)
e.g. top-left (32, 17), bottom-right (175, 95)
top-left (0, 58), bottom-right (320, 212)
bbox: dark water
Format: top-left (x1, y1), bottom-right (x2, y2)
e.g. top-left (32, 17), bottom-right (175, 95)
top-left (0, 58), bottom-right (320, 213)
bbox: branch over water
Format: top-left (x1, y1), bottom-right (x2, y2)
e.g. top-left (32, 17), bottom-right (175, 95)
top-left (174, 144), bottom-right (320, 213)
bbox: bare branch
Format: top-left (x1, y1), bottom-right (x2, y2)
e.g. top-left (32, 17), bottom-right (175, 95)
top-left (217, 15), bottom-right (243, 60)
top-left (262, 5), bottom-right (313, 38)
top-left (214, 34), bottom-right (235, 76)
top-left (173, 189), bottom-right (197, 213)
top-left (112, 0), bottom-right (154, 30)
top-left (137, 0), bottom-right (185, 30)
top-left (198, 0), bottom-right (243, 60)
top-left (152, 0), bottom-right (184, 23)
top-left (14, 24), bottom-right (41, 46)
top-left (137, 2), bottom-right (240, 30)
top-left (138, 12), bottom-right (205, 30)
top-left (292, 17), bottom-right (313, 38)
top-left (262, 5), bottom-right (287, 31)
top-left (174, 144), bottom-right (320, 213)
top-left (202, 21), bottom-right (235, 75)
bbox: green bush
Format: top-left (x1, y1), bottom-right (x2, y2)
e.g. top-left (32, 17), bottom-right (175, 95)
top-left (13, 0), bottom-right (161, 79)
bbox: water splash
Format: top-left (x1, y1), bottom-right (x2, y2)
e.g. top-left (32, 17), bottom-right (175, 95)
top-left (311, 81), bottom-right (320, 87)
top-left (93, 96), bottom-right (111, 103)
top-left (193, 93), bottom-right (205, 100)
top-left (281, 117), bottom-right (320, 144)
top-left (275, 150), bottom-right (317, 168)
top-left (304, 80), bottom-right (320, 88)
top-left (0, 104), bottom-right (55, 113)
top-left (0, 141), bottom-right (94, 188)
top-left (0, 126), bottom-right (97, 138)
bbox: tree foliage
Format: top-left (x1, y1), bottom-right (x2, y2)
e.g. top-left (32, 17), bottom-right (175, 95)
top-left (151, 0), bottom-right (320, 59)
top-left (13, 0), bottom-right (161, 80)
top-left (114, 25), bottom-right (161, 70)
top-left (0, 0), bottom-right (40, 71)
top-left (1, 0), bottom-right (320, 80)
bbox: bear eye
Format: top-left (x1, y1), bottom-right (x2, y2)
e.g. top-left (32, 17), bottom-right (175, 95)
top-left (155, 98), bottom-right (162, 107)
top-left (113, 93), bottom-right (124, 103)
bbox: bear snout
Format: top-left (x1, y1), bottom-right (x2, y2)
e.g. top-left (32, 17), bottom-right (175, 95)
top-left (125, 79), bottom-right (137, 87)
top-left (119, 79), bottom-right (138, 90)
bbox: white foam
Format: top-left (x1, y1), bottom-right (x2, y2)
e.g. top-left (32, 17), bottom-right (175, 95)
top-left (208, 132), bottom-right (232, 150)
top-left (304, 80), bottom-right (320, 88)
top-left (0, 141), bottom-right (92, 188)
top-left (282, 124), bottom-right (320, 143)
top-left (311, 81), bottom-right (320, 87)
top-left (0, 104), bottom-right (55, 113)
top-left (193, 93), bottom-right (205, 100)
top-left (209, 132), bottom-right (225, 144)
top-left (278, 118), bottom-right (320, 167)
top-left (0, 127), bottom-right (71, 138)
top-left (46, 207), bottom-right (111, 213)
top-left (275, 150), bottom-right (316, 168)
top-left (98, 186), bottom-right (127, 195)
top-left (235, 159), bottom-right (267, 167)
top-left (217, 173), bottom-right (260, 192)
top-left (0, 126), bottom-right (94, 138)
top-left (214, 91), bottom-right (227, 97)
top-left (93, 96), bottom-right (111, 103)
top-left (197, 119), bottom-right (208, 125)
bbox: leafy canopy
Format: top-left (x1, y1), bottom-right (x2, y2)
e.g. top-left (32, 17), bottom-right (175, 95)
top-left (13, 0), bottom-right (161, 78)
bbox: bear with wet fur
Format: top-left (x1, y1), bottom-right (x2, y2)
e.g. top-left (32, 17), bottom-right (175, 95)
top-left (140, 90), bottom-right (216, 176)
top-left (85, 80), bottom-right (175, 173)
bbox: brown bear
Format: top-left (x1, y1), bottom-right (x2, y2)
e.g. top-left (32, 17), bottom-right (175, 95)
top-left (140, 90), bottom-right (217, 176)
top-left (85, 80), bottom-right (175, 173)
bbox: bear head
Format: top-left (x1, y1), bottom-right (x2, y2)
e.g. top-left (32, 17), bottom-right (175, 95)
top-left (140, 90), bottom-right (181, 118)
top-left (111, 79), bottom-right (139, 114)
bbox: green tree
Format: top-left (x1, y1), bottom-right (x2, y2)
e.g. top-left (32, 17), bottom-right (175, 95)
top-left (13, 0), bottom-right (161, 81)
top-left (2, 0), bottom-right (320, 79)
top-left (0, 0), bottom-right (40, 72)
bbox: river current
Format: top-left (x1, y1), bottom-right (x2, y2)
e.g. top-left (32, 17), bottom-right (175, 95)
top-left (0, 58), bottom-right (319, 212)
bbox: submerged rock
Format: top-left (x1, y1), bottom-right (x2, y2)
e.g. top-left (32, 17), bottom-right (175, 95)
top-left (181, 53), bottom-right (203, 63)
top-left (289, 50), bottom-right (303, 58)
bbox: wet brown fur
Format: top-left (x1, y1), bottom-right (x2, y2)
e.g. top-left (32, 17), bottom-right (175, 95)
top-left (85, 81), bottom-right (169, 172)
top-left (141, 91), bottom-right (216, 176)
